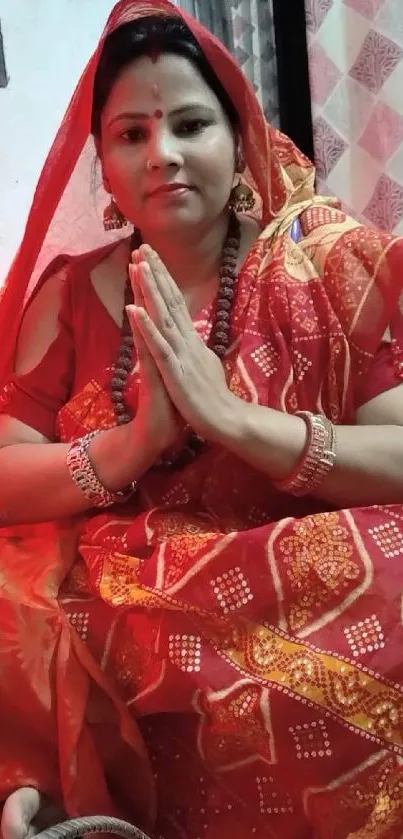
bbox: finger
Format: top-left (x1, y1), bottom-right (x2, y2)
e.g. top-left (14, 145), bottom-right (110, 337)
top-left (128, 264), bottom-right (146, 310)
top-left (137, 262), bottom-right (184, 353)
top-left (133, 306), bottom-right (181, 378)
top-left (1, 788), bottom-right (42, 839)
top-left (126, 305), bottom-right (154, 369)
top-left (136, 259), bottom-right (164, 318)
top-left (140, 245), bottom-right (194, 334)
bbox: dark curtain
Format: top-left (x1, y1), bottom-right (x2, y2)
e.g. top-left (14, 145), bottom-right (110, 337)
top-left (272, 0), bottom-right (314, 159)
top-left (178, 0), bottom-right (280, 127)
top-left (178, 0), bottom-right (314, 156)
top-left (178, 0), bottom-right (234, 51)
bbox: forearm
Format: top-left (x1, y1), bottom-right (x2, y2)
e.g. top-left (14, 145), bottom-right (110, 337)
top-left (215, 397), bottom-right (403, 507)
top-left (0, 421), bottom-right (157, 525)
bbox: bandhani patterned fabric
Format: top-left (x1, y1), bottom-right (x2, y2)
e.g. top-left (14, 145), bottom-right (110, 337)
top-left (305, 0), bottom-right (403, 233)
top-left (1, 1), bottom-right (403, 838)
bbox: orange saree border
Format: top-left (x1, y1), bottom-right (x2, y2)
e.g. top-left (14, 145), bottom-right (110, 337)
top-left (210, 619), bottom-right (403, 754)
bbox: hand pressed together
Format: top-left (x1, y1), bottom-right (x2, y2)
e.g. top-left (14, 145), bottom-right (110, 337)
top-left (127, 245), bottom-right (236, 442)
top-left (127, 253), bottom-right (182, 456)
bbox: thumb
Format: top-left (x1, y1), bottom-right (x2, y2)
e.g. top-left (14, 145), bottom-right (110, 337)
top-left (1, 788), bottom-right (42, 839)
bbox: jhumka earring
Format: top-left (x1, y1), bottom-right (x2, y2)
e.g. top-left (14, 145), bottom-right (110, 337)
top-left (228, 180), bottom-right (255, 213)
top-left (228, 145), bottom-right (255, 213)
top-left (103, 197), bottom-right (128, 231)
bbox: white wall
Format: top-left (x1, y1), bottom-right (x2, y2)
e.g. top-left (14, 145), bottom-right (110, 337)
top-left (0, 0), bottom-right (117, 282)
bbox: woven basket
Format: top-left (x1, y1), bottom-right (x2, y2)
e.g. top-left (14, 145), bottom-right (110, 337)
top-left (35, 816), bottom-right (153, 839)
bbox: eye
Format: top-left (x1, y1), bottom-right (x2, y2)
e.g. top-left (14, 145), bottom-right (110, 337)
top-left (176, 118), bottom-right (210, 137)
top-left (120, 126), bottom-right (147, 144)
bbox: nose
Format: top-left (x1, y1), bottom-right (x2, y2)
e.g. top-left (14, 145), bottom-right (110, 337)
top-left (146, 126), bottom-right (183, 171)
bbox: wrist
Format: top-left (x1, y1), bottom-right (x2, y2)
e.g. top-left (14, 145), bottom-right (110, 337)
top-left (129, 416), bottom-right (163, 464)
top-left (210, 398), bottom-right (308, 480)
top-left (208, 392), bottom-right (251, 446)
top-left (89, 421), bottom-right (159, 491)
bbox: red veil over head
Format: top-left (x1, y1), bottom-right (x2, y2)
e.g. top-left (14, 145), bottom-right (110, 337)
top-left (0, 0), bottom-right (315, 387)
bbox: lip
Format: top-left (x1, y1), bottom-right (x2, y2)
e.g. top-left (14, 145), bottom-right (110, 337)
top-left (147, 184), bottom-right (192, 199)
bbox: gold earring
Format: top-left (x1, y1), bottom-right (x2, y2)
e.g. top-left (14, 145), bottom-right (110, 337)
top-left (103, 197), bottom-right (128, 231)
top-left (228, 180), bottom-right (255, 213)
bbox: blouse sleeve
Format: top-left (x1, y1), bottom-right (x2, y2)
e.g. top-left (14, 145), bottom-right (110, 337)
top-left (0, 259), bottom-right (75, 441)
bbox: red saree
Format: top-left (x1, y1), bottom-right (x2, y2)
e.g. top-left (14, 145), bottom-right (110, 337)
top-left (1, 2), bottom-right (403, 838)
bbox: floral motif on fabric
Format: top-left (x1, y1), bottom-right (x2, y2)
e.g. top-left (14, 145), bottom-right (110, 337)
top-left (164, 532), bottom-right (223, 590)
top-left (58, 379), bottom-right (116, 441)
top-left (277, 512), bottom-right (360, 631)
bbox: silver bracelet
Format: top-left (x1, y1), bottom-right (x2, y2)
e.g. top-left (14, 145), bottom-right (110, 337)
top-left (66, 430), bottom-right (137, 508)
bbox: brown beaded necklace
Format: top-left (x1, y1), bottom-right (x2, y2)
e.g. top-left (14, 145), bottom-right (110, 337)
top-left (110, 210), bottom-right (241, 469)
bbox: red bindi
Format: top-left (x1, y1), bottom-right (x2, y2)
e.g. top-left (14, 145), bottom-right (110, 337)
top-left (154, 109), bottom-right (163, 119)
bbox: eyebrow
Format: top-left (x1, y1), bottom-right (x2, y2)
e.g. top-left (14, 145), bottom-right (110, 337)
top-left (108, 104), bottom-right (216, 127)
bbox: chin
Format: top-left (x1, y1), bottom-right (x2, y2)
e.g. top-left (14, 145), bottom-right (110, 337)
top-left (146, 207), bottom-right (206, 234)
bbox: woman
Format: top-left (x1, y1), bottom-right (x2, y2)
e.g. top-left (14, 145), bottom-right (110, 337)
top-left (1, 1), bottom-right (403, 837)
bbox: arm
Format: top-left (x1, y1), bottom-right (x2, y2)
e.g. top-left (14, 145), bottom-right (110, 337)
top-left (0, 415), bottom-right (159, 525)
top-left (213, 384), bottom-right (403, 507)
top-left (123, 244), bottom-right (403, 508)
top-left (0, 261), bottom-right (173, 526)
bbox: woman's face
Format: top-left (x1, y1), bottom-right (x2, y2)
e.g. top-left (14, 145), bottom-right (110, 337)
top-left (99, 52), bottom-right (237, 237)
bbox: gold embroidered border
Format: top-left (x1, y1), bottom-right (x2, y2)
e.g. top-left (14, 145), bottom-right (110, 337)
top-left (214, 620), bottom-right (403, 752)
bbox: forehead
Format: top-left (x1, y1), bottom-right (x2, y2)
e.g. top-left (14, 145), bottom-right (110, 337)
top-left (103, 53), bottom-right (222, 116)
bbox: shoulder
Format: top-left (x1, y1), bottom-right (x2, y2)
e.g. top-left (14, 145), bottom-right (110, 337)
top-left (58, 238), bottom-right (130, 286)
top-left (255, 201), bottom-right (403, 281)
top-left (257, 201), bottom-right (403, 355)
top-left (296, 204), bottom-right (400, 267)
top-left (17, 239), bottom-right (129, 374)
top-left (27, 239), bottom-right (126, 295)
top-left (29, 238), bottom-right (130, 308)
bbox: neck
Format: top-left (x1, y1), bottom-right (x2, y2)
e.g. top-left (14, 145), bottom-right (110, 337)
top-left (139, 212), bottom-right (230, 291)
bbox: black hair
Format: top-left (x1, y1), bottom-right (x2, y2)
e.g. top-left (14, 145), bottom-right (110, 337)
top-left (91, 15), bottom-right (239, 138)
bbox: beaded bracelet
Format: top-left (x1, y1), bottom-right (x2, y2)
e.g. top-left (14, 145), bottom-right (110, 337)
top-left (66, 430), bottom-right (137, 508)
top-left (274, 411), bottom-right (337, 497)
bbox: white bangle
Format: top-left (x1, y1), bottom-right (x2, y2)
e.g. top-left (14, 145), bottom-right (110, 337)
top-left (273, 412), bottom-right (337, 496)
top-left (66, 430), bottom-right (137, 508)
